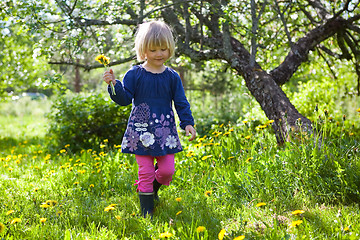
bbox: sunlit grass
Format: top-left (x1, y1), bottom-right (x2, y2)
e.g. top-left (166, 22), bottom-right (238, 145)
top-left (0, 100), bottom-right (359, 239)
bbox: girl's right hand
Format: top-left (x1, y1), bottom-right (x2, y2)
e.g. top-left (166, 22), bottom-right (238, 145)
top-left (103, 69), bottom-right (116, 86)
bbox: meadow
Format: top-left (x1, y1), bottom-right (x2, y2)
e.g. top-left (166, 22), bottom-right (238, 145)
top-left (0, 97), bottom-right (359, 240)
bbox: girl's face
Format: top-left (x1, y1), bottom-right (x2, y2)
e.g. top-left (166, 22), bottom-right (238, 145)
top-left (144, 46), bottom-right (170, 68)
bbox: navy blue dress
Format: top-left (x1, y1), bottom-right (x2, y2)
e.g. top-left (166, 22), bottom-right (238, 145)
top-left (108, 65), bottom-right (194, 156)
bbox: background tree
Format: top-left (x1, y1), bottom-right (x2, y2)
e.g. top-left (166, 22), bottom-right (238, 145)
top-left (2, 0), bottom-right (359, 143)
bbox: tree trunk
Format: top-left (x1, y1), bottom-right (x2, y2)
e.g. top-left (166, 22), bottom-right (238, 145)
top-left (74, 59), bottom-right (81, 93)
top-left (228, 38), bottom-right (312, 144)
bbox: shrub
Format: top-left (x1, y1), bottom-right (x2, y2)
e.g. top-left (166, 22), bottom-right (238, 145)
top-left (46, 92), bottom-right (131, 152)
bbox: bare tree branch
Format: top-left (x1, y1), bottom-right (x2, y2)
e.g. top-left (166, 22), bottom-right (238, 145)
top-left (73, 18), bottom-right (137, 26)
top-left (317, 45), bottom-right (341, 58)
top-left (317, 47), bottom-right (337, 79)
top-left (49, 55), bottom-right (136, 71)
top-left (250, 0), bottom-right (267, 67)
top-left (177, 42), bottom-right (223, 61)
top-left (270, 16), bottom-right (348, 85)
top-left (307, 0), bottom-right (330, 21)
top-left (274, 0), bottom-right (292, 47)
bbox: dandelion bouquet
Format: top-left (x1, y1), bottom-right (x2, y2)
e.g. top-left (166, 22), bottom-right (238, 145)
top-left (95, 54), bottom-right (116, 95)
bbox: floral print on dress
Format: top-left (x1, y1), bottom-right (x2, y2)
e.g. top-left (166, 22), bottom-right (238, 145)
top-left (140, 132), bottom-right (155, 147)
top-left (122, 102), bottom-right (181, 154)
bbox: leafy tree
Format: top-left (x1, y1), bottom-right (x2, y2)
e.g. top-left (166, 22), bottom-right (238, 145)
top-left (2, 0), bottom-right (360, 143)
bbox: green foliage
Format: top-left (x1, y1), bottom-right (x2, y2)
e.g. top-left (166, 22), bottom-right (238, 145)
top-left (46, 91), bottom-right (131, 152)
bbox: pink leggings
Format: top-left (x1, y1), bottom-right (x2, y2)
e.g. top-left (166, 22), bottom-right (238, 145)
top-left (135, 154), bottom-right (175, 193)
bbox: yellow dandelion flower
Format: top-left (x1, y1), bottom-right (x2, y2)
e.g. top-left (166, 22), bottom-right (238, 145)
top-left (10, 218), bottom-right (21, 224)
top-left (100, 144), bottom-right (106, 149)
top-left (0, 222), bottom-right (6, 233)
top-left (40, 218), bottom-right (47, 223)
top-left (57, 211), bottom-right (63, 216)
top-left (176, 211), bottom-right (182, 216)
top-left (95, 54), bottom-right (110, 65)
top-left (40, 204), bottom-right (50, 208)
top-left (196, 226), bottom-right (206, 233)
top-left (64, 144), bottom-right (70, 148)
top-left (244, 135), bottom-right (251, 139)
top-left (186, 151), bottom-right (195, 157)
top-left (45, 200), bottom-right (58, 206)
top-left (159, 232), bottom-right (173, 238)
top-left (234, 236), bottom-right (245, 240)
top-left (223, 131), bottom-right (231, 136)
top-left (344, 226), bottom-right (350, 231)
top-left (104, 139), bottom-right (108, 143)
top-left (245, 157), bottom-right (253, 163)
top-left (115, 215), bottom-right (121, 220)
top-left (218, 229), bottom-right (226, 240)
top-left (175, 197), bottom-right (182, 202)
top-left (291, 210), bottom-right (305, 215)
top-left (6, 210), bottom-right (15, 215)
top-left (256, 124), bottom-right (267, 129)
top-left (73, 182), bottom-right (79, 185)
top-left (356, 107), bottom-right (360, 112)
top-left (60, 149), bottom-right (66, 153)
top-left (256, 202), bottom-right (266, 207)
top-left (242, 120), bottom-right (248, 124)
top-left (266, 119), bottom-right (274, 124)
top-left (104, 206), bottom-right (115, 212)
top-left (290, 220), bottom-right (303, 227)
top-left (204, 191), bottom-right (212, 197)
top-left (89, 184), bottom-right (95, 188)
top-left (201, 155), bottom-right (212, 161)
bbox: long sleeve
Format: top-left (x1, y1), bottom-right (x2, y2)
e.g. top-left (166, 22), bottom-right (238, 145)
top-left (108, 68), bottom-right (137, 106)
top-left (172, 72), bottom-right (194, 130)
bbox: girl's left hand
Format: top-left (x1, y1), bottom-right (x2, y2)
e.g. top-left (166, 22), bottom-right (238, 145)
top-left (185, 125), bottom-right (196, 141)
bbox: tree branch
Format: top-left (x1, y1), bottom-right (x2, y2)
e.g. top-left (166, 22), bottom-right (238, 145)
top-left (250, 0), bottom-right (267, 67)
top-left (177, 42), bottom-right (223, 61)
top-left (270, 16), bottom-right (348, 85)
top-left (73, 18), bottom-right (137, 26)
top-left (274, 0), bottom-right (292, 47)
top-left (317, 47), bottom-right (337, 79)
top-left (49, 56), bottom-right (136, 71)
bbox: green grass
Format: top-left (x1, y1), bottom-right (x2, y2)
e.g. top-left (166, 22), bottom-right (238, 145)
top-left (0, 100), bottom-right (359, 239)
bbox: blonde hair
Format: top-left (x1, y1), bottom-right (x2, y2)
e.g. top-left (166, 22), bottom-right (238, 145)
top-left (134, 21), bottom-right (175, 62)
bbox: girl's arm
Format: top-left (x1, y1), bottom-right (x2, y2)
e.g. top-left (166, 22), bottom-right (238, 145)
top-left (172, 72), bottom-right (195, 130)
top-left (105, 68), bottom-right (136, 106)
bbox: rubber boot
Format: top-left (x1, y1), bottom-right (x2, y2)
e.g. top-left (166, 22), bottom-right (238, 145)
top-left (138, 192), bottom-right (154, 218)
top-left (153, 178), bottom-right (162, 201)
top-left (153, 163), bottom-right (162, 201)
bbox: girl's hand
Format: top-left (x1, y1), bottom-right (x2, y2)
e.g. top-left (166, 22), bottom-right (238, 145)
top-left (185, 125), bottom-right (196, 141)
top-left (103, 69), bottom-right (116, 86)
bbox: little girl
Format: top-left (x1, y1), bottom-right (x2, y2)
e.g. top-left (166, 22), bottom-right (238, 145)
top-left (103, 21), bottom-right (196, 217)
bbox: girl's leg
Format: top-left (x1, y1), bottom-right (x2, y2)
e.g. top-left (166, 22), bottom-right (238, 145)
top-left (135, 155), bottom-right (155, 192)
top-left (155, 154), bottom-right (175, 186)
